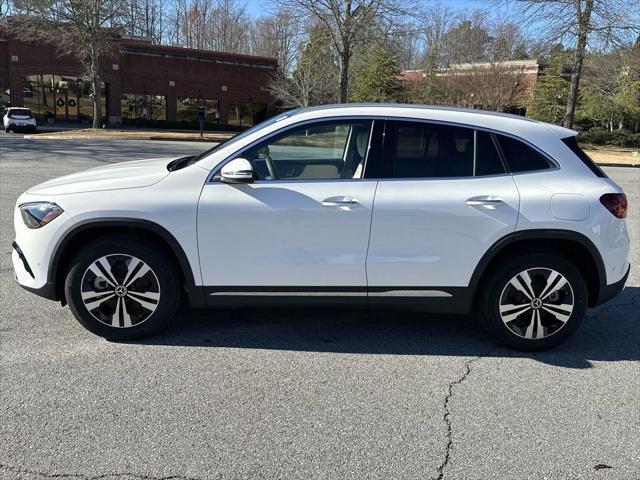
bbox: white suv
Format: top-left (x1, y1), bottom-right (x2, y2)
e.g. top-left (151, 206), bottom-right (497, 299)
top-left (12, 105), bottom-right (630, 350)
top-left (3, 106), bottom-right (37, 132)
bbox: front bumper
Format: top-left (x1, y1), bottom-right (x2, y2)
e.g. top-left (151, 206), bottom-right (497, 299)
top-left (12, 241), bottom-right (58, 300)
top-left (595, 264), bottom-right (630, 306)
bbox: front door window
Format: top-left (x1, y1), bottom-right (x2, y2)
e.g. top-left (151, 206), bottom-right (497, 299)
top-left (238, 121), bottom-right (373, 181)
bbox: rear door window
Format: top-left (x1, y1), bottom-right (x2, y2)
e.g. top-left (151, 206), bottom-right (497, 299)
top-left (379, 121), bottom-right (506, 178)
top-left (475, 130), bottom-right (506, 176)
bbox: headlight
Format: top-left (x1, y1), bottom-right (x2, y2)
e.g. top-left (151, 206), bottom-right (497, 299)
top-left (19, 202), bottom-right (64, 229)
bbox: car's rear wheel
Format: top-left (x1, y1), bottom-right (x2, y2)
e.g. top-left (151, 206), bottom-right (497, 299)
top-left (65, 237), bottom-right (179, 340)
top-left (479, 253), bottom-right (587, 351)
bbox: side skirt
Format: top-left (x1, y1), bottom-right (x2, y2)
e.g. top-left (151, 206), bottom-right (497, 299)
top-left (195, 286), bottom-right (475, 313)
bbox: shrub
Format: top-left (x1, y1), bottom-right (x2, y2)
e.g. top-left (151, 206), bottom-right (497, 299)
top-left (577, 129), bottom-right (640, 148)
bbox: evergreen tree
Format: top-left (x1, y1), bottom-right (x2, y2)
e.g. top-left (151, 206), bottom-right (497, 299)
top-left (350, 44), bottom-right (405, 103)
top-left (527, 46), bottom-right (571, 123)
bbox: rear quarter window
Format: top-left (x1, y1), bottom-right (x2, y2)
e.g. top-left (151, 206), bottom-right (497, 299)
top-left (561, 136), bottom-right (608, 178)
top-left (496, 134), bottom-right (554, 173)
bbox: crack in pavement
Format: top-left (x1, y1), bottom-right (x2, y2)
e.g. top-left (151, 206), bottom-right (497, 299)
top-left (434, 347), bottom-right (497, 480)
top-left (0, 464), bottom-right (203, 480)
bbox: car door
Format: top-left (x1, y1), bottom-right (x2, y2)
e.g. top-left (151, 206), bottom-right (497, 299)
top-left (197, 118), bottom-right (380, 305)
top-left (366, 120), bottom-right (520, 302)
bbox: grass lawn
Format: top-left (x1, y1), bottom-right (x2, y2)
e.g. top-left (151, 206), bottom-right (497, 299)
top-left (581, 144), bottom-right (639, 166)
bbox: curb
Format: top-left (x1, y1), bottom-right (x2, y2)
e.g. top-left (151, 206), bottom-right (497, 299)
top-left (149, 137), bottom-right (219, 142)
top-left (23, 135), bottom-right (150, 140)
top-left (597, 162), bottom-right (639, 168)
top-left (22, 135), bottom-right (220, 142)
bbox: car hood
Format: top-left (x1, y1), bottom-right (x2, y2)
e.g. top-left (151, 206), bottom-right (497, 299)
top-left (27, 157), bottom-right (175, 195)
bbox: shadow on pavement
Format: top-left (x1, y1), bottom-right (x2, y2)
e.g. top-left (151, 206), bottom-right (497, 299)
top-left (128, 287), bottom-right (640, 369)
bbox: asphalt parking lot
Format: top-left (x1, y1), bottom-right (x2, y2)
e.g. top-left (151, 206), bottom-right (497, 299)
top-left (1, 134), bottom-right (639, 480)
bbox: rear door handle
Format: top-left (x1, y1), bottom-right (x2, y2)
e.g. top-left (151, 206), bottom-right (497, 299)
top-left (465, 196), bottom-right (504, 208)
top-left (322, 196), bottom-right (359, 207)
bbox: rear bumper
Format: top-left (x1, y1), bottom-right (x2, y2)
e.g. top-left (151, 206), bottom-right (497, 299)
top-left (595, 264), bottom-right (630, 307)
top-left (7, 122), bottom-right (36, 130)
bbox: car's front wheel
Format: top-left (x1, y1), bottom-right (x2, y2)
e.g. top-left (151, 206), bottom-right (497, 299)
top-left (479, 253), bottom-right (587, 351)
top-left (65, 237), bottom-right (179, 340)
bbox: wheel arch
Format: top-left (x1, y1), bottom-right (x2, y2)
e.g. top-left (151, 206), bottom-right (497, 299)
top-left (470, 229), bottom-right (606, 307)
top-left (49, 218), bottom-right (205, 307)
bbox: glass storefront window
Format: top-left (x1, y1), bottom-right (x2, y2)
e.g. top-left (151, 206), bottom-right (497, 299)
top-left (177, 97), bottom-right (219, 122)
top-left (227, 102), bottom-right (267, 128)
top-left (22, 75), bottom-right (106, 122)
top-left (121, 94), bottom-right (167, 121)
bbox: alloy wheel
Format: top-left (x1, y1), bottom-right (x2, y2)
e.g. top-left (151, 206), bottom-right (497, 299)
top-left (499, 267), bottom-right (574, 340)
top-left (80, 254), bottom-right (161, 328)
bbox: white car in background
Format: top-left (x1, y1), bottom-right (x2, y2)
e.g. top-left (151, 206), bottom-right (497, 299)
top-left (12, 104), bottom-right (630, 350)
top-left (4, 107), bottom-right (37, 132)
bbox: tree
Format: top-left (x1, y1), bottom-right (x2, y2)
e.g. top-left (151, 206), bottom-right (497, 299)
top-left (0, 0), bottom-right (11, 23)
top-left (10, 0), bottom-right (124, 129)
top-left (272, 0), bottom-right (404, 103)
top-left (577, 45), bottom-right (640, 132)
top-left (118, 0), bottom-right (167, 43)
top-left (526, 44), bottom-right (570, 123)
top-left (514, 0), bottom-right (640, 128)
top-left (205, 0), bottom-right (250, 53)
top-left (171, 0), bottom-right (250, 53)
top-left (489, 21), bottom-right (529, 61)
top-left (351, 43), bottom-right (404, 102)
top-left (172, 0), bottom-right (210, 49)
top-left (269, 24), bottom-right (339, 108)
top-left (527, 76), bottom-right (569, 123)
top-left (251, 9), bottom-right (302, 76)
top-left (442, 13), bottom-right (491, 65)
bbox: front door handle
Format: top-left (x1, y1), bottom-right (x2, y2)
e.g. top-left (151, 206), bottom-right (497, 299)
top-left (322, 196), bottom-right (359, 207)
top-left (465, 196), bottom-right (504, 208)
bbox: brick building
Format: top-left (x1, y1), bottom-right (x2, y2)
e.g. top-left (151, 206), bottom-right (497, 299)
top-left (0, 32), bottom-right (277, 126)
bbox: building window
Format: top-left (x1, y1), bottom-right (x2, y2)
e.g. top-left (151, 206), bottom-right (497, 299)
top-left (22, 74), bottom-right (106, 122)
top-left (177, 97), bottom-right (219, 122)
top-left (227, 102), bottom-right (267, 128)
top-left (121, 94), bottom-right (167, 121)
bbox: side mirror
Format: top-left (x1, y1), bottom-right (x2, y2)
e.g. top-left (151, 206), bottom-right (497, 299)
top-left (220, 158), bottom-right (255, 183)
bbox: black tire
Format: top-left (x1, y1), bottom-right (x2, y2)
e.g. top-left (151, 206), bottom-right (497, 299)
top-left (64, 236), bottom-right (180, 340)
top-left (479, 252), bottom-right (587, 351)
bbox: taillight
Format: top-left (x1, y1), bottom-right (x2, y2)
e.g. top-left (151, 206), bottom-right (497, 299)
top-left (600, 193), bottom-right (628, 219)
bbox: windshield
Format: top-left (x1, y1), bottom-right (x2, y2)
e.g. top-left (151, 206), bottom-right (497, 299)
top-left (177, 110), bottom-right (299, 169)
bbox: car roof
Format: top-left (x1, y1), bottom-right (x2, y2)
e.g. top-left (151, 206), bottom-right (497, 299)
top-left (7, 107), bottom-right (31, 110)
top-left (283, 103), bottom-right (576, 139)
